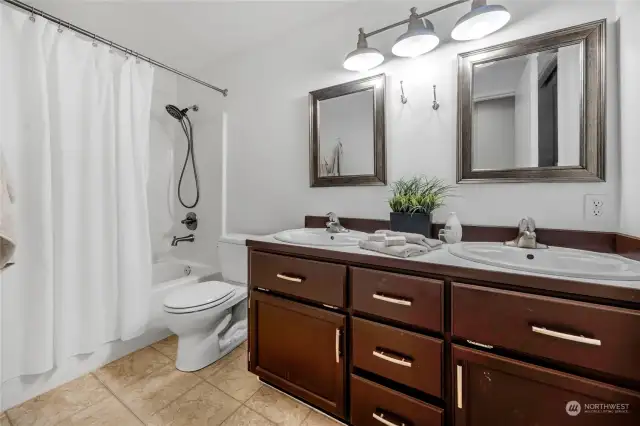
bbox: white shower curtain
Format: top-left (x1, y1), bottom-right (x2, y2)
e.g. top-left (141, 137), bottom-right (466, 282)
top-left (0, 6), bottom-right (155, 378)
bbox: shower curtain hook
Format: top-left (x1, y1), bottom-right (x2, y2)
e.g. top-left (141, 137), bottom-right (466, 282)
top-left (92, 34), bottom-right (98, 47)
top-left (67, 21), bottom-right (72, 33)
top-left (29, 6), bottom-right (36, 22)
top-left (57, 19), bottom-right (63, 33)
top-left (108, 41), bottom-right (114, 54)
top-left (135, 52), bottom-right (141, 64)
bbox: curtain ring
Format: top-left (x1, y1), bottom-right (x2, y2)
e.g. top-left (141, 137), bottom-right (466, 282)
top-left (92, 34), bottom-right (98, 47)
top-left (125, 49), bottom-right (130, 60)
top-left (67, 21), bottom-right (72, 32)
top-left (109, 41), bottom-right (114, 54)
top-left (29, 6), bottom-right (36, 22)
top-left (135, 52), bottom-right (141, 64)
top-left (57, 19), bottom-right (63, 33)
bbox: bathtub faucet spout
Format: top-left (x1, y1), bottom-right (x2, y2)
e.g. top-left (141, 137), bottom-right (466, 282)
top-left (172, 234), bottom-right (195, 246)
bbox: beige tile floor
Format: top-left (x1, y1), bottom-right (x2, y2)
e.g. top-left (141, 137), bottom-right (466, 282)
top-left (3, 338), bottom-right (342, 426)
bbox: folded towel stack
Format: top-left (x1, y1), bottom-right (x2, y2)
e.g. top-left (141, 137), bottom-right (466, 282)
top-left (358, 240), bottom-right (427, 258)
top-left (375, 230), bottom-right (443, 250)
top-left (358, 230), bottom-right (441, 258)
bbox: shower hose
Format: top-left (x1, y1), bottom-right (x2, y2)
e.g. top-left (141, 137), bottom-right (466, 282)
top-left (177, 114), bottom-right (200, 208)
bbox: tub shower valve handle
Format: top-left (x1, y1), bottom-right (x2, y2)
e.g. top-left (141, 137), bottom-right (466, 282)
top-left (181, 212), bottom-right (198, 230)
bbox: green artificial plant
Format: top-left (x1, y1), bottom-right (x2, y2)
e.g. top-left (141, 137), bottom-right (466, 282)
top-left (388, 176), bottom-right (454, 216)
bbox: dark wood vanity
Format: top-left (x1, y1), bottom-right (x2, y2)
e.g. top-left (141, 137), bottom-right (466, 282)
top-left (246, 222), bottom-right (640, 426)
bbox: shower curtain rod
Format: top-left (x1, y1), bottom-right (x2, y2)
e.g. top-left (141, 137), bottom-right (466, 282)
top-left (1, 0), bottom-right (229, 96)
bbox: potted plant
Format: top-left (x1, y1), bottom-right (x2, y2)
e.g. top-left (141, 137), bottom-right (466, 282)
top-left (388, 176), bottom-right (453, 238)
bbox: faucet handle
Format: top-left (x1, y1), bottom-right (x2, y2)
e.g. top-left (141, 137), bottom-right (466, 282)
top-left (326, 212), bottom-right (339, 223)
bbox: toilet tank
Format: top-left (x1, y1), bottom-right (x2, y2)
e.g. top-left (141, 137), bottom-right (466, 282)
top-left (218, 234), bottom-right (254, 285)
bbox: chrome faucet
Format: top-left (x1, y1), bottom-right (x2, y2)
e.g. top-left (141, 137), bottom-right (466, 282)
top-left (171, 234), bottom-right (195, 246)
top-left (505, 217), bottom-right (547, 249)
top-left (325, 212), bottom-right (349, 234)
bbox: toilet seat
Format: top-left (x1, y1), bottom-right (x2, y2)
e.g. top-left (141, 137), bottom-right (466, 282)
top-left (164, 281), bottom-right (237, 314)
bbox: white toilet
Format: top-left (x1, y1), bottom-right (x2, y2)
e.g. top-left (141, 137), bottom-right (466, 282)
top-left (163, 234), bottom-right (251, 372)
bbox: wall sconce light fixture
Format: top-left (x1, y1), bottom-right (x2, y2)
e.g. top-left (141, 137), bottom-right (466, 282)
top-left (343, 0), bottom-right (510, 71)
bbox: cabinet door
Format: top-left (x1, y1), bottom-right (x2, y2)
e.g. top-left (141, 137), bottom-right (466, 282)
top-left (453, 345), bottom-right (640, 426)
top-left (249, 290), bottom-right (346, 418)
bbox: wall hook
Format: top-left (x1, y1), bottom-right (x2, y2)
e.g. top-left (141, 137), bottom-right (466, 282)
top-left (400, 81), bottom-right (408, 104)
top-left (432, 84), bottom-right (440, 110)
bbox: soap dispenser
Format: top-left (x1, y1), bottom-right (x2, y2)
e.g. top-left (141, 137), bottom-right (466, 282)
top-left (440, 212), bottom-right (462, 244)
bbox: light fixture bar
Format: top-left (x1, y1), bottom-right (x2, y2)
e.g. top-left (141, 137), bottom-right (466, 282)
top-left (364, 0), bottom-right (470, 38)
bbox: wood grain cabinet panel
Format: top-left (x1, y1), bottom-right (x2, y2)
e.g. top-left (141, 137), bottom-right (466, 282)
top-left (351, 375), bottom-right (443, 426)
top-left (352, 317), bottom-right (443, 397)
top-left (453, 345), bottom-right (640, 426)
top-left (249, 291), bottom-right (346, 418)
top-left (452, 282), bottom-right (640, 382)
top-left (351, 267), bottom-right (443, 332)
top-left (250, 251), bottom-right (347, 307)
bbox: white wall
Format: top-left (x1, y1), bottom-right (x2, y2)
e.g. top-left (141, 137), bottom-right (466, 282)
top-left (617, 1), bottom-right (640, 237)
top-left (514, 55), bottom-right (539, 168)
top-left (206, 1), bottom-right (619, 234)
top-left (318, 90), bottom-right (374, 176)
top-left (473, 97), bottom-right (516, 170)
top-left (557, 44), bottom-right (582, 166)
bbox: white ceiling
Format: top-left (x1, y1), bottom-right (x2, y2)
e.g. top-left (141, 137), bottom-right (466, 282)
top-left (24, 0), bottom-right (351, 74)
top-left (21, 0), bottom-right (552, 77)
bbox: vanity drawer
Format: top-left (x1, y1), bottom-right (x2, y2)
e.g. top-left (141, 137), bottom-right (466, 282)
top-left (352, 317), bottom-right (443, 397)
top-left (351, 267), bottom-right (443, 332)
top-left (351, 375), bottom-right (443, 426)
top-left (452, 282), bottom-right (640, 382)
top-left (250, 251), bottom-right (346, 307)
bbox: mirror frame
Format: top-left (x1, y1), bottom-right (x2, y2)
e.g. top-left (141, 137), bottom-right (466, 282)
top-left (457, 20), bottom-right (606, 183)
top-left (309, 74), bottom-right (386, 187)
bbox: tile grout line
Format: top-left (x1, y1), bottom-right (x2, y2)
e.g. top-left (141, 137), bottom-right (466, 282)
top-left (91, 372), bottom-right (147, 426)
top-left (41, 375), bottom-right (113, 426)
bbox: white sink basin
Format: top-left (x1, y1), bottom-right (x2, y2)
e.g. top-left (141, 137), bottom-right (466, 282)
top-left (448, 242), bottom-right (640, 281)
top-left (274, 228), bottom-right (368, 247)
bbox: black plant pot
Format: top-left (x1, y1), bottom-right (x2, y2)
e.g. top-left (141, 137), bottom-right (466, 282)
top-left (390, 212), bottom-right (433, 238)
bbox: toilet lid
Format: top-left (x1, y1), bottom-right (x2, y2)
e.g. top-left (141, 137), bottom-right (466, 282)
top-left (163, 281), bottom-right (236, 310)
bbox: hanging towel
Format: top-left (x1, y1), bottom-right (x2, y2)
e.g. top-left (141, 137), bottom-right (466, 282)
top-left (0, 151), bottom-right (16, 270)
top-left (375, 230), bottom-right (443, 250)
top-left (359, 240), bottom-right (428, 258)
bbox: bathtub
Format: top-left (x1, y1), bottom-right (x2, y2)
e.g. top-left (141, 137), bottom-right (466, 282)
top-left (148, 258), bottom-right (219, 332)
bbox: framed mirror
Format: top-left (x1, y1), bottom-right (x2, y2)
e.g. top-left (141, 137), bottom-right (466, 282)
top-left (309, 74), bottom-right (386, 187)
top-left (457, 20), bottom-right (605, 183)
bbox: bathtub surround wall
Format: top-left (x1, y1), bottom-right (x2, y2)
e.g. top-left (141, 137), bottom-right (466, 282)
top-left (171, 78), bottom-right (225, 270)
top-left (205, 1), bottom-right (620, 235)
top-left (617, 0), bottom-right (640, 238)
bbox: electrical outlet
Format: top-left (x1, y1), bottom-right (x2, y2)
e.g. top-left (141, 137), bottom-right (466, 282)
top-left (584, 194), bottom-right (606, 220)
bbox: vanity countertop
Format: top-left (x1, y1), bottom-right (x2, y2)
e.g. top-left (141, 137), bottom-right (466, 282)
top-left (247, 234), bottom-right (640, 305)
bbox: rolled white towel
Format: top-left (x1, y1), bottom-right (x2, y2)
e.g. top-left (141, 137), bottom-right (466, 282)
top-left (385, 235), bottom-right (407, 247)
top-left (367, 233), bottom-right (386, 242)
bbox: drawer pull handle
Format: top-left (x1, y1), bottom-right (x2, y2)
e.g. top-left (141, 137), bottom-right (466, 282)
top-left (276, 273), bottom-right (303, 283)
top-left (373, 412), bottom-right (406, 426)
top-left (531, 326), bottom-right (601, 346)
top-left (373, 293), bottom-right (412, 306)
top-left (335, 328), bottom-right (341, 364)
top-left (373, 350), bottom-right (412, 367)
top-left (457, 365), bottom-right (463, 409)
top-left (467, 340), bottom-right (494, 349)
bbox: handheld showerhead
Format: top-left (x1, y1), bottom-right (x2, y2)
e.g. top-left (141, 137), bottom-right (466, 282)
top-left (166, 104), bottom-right (185, 121)
top-left (165, 104), bottom-right (199, 121)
